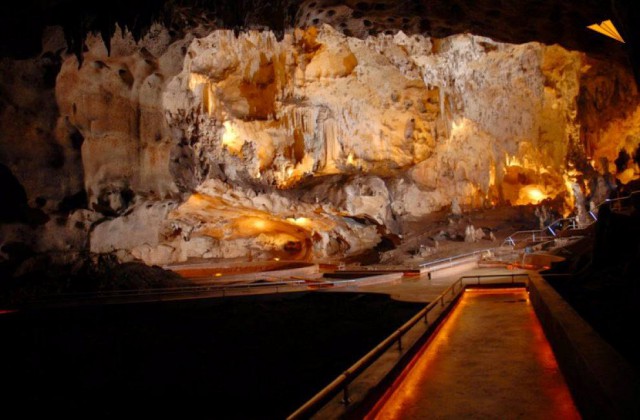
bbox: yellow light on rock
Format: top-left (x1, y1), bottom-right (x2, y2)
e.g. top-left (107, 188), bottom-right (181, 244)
top-left (252, 219), bottom-right (267, 230)
top-left (347, 152), bottom-right (355, 165)
top-left (526, 187), bottom-right (546, 204)
top-left (450, 118), bottom-right (470, 137)
top-left (287, 217), bottom-right (311, 227)
top-left (188, 73), bottom-right (209, 91)
top-left (617, 168), bottom-right (636, 185)
top-left (222, 121), bottom-right (242, 154)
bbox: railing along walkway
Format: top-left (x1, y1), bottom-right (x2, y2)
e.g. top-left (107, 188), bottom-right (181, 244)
top-left (288, 274), bottom-right (529, 419)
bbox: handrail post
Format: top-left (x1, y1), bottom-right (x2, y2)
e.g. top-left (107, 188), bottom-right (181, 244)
top-left (341, 385), bottom-right (350, 405)
top-left (397, 336), bottom-right (403, 351)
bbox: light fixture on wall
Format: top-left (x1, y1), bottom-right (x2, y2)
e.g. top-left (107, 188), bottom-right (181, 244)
top-left (587, 19), bottom-right (625, 43)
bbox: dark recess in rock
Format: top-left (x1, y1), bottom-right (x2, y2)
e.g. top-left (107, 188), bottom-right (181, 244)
top-left (615, 149), bottom-right (630, 172)
top-left (41, 51), bottom-right (63, 89)
top-left (0, 241), bottom-right (36, 279)
top-left (69, 128), bottom-right (84, 150)
top-left (48, 143), bottom-right (66, 169)
top-left (58, 190), bottom-right (88, 213)
top-left (0, 163), bottom-right (50, 224)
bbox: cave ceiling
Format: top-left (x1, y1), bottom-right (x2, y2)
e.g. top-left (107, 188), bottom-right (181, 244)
top-left (1, 0), bottom-right (637, 68)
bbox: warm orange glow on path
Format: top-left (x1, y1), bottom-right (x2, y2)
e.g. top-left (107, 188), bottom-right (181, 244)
top-left (368, 288), bottom-right (580, 419)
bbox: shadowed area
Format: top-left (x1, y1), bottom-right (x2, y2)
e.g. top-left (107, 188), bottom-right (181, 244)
top-left (1, 0), bottom-right (637, 71)
top-left (0, 292), bottom-right (422, 418)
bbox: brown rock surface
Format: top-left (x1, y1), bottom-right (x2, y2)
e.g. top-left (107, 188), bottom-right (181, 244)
top-left (1, 20), bottom-right (639, 268)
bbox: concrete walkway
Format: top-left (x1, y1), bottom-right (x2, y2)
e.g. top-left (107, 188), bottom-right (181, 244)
top-left (368, 287), bottom-right (580, 419)
top-left (338, 265), bottom-right (529, 303)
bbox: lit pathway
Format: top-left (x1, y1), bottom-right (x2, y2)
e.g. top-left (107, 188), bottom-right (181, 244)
top-left (339, 266), bottom-right (530, 303)
top-left (367, 287), bottom-right (580, 419)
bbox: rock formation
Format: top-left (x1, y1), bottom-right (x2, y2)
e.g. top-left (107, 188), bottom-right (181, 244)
top-left (2, 19), bottom-right (640, 268)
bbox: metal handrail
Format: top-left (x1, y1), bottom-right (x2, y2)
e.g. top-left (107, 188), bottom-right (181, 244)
top-left (504, 190), bottom-right (640, 247)
top-left (418, 248), bottom-right (496, 269)
top-left (37, 279), bottom-right (310, 302)
top-left (602, 189), bottom-right (640, 205)
top-left (288, 273), bottom-right (530, 419)
top-left (287, 277), bottom-right (465, 419)
top-left (33, 273), bottom-right (405, 304)
top-left (505, 220), bottom-right (579, 247)
top-left (460, 273), bottom-right (529, 285)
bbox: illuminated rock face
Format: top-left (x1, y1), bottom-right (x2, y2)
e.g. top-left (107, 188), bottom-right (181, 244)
top-left (3, 24), bottom-right (640, 265)
top-left (164, 26), bottom-right (638, 221)
top-left (55, 27), bottom-right (194, 212)
top-left (163, 26), bottom-right (440, 189)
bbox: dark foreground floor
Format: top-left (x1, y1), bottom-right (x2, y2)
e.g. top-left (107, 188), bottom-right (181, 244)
top-left (0, 292), bottom-right (421, 419)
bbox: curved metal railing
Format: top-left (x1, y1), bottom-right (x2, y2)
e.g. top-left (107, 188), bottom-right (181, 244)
top-left (602, 189), bottom-right (640, 207)
top-left (504, 189), bottom-right (640, 247)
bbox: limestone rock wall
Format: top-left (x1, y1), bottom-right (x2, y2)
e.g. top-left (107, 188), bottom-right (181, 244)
top-left (578, 58), bottom-right (640, 179)
top-left (55, 26), bottom-right (196, 213)
top-left (2, 23), bottom-right (640, 267)
top-left (163, 26), bottom-right (441, 190)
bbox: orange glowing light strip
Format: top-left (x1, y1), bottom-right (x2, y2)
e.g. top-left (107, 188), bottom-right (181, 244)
top-left (365, 290), bottom-right (467, 419)
top-left (466, 287), bottom-right (527, 294)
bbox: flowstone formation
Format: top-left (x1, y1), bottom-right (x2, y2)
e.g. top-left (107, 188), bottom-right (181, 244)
top-left (2, 22), bottom-right (640, 268)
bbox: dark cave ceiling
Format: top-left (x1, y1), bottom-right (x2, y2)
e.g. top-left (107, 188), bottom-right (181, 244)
top-left (1, 0), bottom-right (638, 79)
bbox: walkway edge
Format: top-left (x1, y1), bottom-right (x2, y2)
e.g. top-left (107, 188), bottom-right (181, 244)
top-left (306, 287), bottom-right (464, 419)
top-left (528, 272), bottom-right (640, 419)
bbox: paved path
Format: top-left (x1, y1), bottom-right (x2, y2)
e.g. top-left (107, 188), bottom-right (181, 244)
top-left (368, 287), bottom-right (580, 419)
top-left (337, 266), bottom-right (529, 303)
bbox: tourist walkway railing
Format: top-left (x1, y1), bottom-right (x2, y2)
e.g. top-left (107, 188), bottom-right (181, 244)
top-left (602, 189), bottom-right (640, 209)
top-left (30, 273), bottom-right (403, 306)
top-left (418, 248), bottom-right (497, 270)
top-left (34, 279), bottom-right (310, 304)
top-left (287, 273), bottom-right (530, 420)
top-left (503, 189), bottom-right (639, 247)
